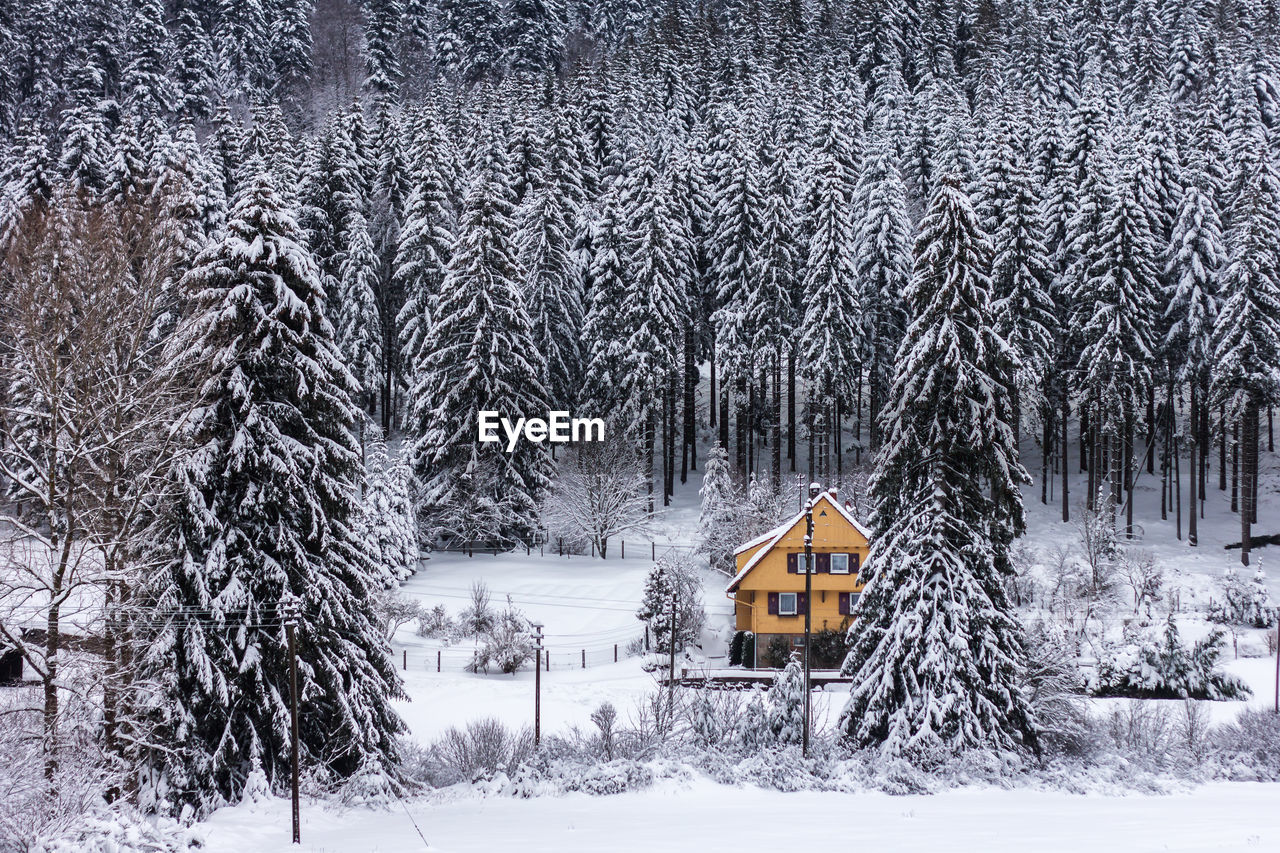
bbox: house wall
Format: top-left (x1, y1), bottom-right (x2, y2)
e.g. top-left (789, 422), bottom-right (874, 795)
top-left (731, 495), bottom-right (868, 637)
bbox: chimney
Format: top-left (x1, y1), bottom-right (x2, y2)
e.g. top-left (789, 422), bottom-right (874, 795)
top-left (808, 482), bottom-right (821, 500)
top-left (828, 486), bottom-right (838, 501)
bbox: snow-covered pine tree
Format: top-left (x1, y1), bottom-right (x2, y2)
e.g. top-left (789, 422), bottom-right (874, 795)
top-left (709, 115), bottom-right (762, 465)
top-left (767, 653), bottom-right (805, 745)
top-left (506, 0), bottom-right (566, 76)
top-left (1211, 158), bottom-right (1280, 565)
top-left (395, 108), bottom-right (457, 391)
top-left (580, 177), bottom-right (629, 416)
top-left (618, 143), bottom-right (686, 507)
top-left (799, 103), bottom-right (861, 479)
top-left (338, 208), bottom-right (384, 411)
top-left (361, 443), bottom-right (419, 587)
top-left (853, 124), bottom-right (912, 453)
top-left (173, 3), bottom-right (217, 119)
top-left (749, 131), bottom-right (800, 485)
top-left (137, 165), bottom-right (404, 814)
top-left (697, 443), bottom-right (740, 572)
top-left (362, 0), bottom-right (403, 98)
top-left (1075, 164), bottom-right (1159, 515)
top-left (840, 175), bottom-right (1038, 760)
top-left (121, 0), bottom-right (175, 119)
top-left (984, 119), bottom-right (1056, 433)
top-left (409, 136), bottom-right (552, 545)
top-left (520, 107), bottom-right (584, 408)
top-left (1164, 181), bottom-right (1223, 544)
top-left (271, 0), bottom-right (314, 90)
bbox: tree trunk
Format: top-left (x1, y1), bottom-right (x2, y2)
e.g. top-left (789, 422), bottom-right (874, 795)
top-left (709, 345), bottom-right (716, 430)
top-left (787, 348), bottom-right (796, 470)
top-left (1146, 386), bottom-right (1155, 474)
top-left (1219, 402), bottom-right (1228, 491)
top-left (1061, 389), bottom-right (1070, 523)
top-left (772, 353), bottom-right (782, 489)
top-left (682, 322), bottom-right (695, 482)
top-left (719, 382), bottom-right (730, 454)
top-left (1231, 419), bottom-right (1238, 513)
top-left (735, 375), bottom-right (748, 473)
top-left (834, 397), bottom-right (843, 478)
top-left (1188, 381), bottom-right (1198, 546)
top-left (1242, 399), bottom-right (1256, 566)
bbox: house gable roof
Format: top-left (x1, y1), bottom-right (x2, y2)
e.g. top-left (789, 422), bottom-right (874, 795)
top-left (725, 492), bottom-right (871, 593)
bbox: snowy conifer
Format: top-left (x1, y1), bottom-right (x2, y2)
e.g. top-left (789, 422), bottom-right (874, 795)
top-left (361, 444), bottom-right (419, 587)
top-left (138, 166), bottom-right (404, 813)
top-left (338, 209), bottom-right (384, 408)
top-left (409, 138), bottom-right (552, 544)
top-left (767, 654), bottom-right (806, 745)
top-left (840, 176), bottom-right (1038, 759)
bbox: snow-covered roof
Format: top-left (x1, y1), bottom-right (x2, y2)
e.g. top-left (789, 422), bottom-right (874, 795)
top-left (725, 492), bottom-right (871, 593)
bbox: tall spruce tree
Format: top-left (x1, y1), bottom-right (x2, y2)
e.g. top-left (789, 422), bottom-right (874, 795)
top-left (840, 176), bottom-right (1037, 759)
top-left (138, 167), bottom-right (404, 814)
top-left (409, 137), bottom-right (552, 544)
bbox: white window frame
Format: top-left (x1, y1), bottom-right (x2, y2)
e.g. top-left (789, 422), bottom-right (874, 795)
top-left (847, 592), bottom-right (861, 610)
top-left (830, 553), bottom-right (850, 574)
top-left (795, 553), bottom-right (811, 573)
top-left (778, 592), bottom-right (798, 616)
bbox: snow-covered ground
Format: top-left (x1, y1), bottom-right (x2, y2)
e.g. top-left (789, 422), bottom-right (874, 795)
top-left (186, 431), bottom-right (1280, 853)
top-left (201, 778), bottom-right (1280, 853)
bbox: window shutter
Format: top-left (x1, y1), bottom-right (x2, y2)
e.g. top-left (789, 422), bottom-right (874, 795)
top-left (786, 553), bottom-right (796, 573)
top-left (852, 553), bottom-right (861, 573)
top-left (768, 592), bottom-right (779, 615)
top-left (816, 553), bottom-right (830, 573)
top-left (838, 592), bottom-right (849, 615)
top-left (797, 593), bottom-right (807, 614)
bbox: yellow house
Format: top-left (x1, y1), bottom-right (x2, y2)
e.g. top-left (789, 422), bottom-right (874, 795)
top-left (726, 486), bottom-right (869, 668)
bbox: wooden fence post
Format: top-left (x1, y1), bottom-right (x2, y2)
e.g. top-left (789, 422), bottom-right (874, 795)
top-left (581, 649), bottom-right (586, 669)
top-left (402, 650), bottom-right (406, 670)
top-left (621, 540), bottom-right (625, 559)
top-left (437, 650), bottom-right (441, 672)
top-left (614, 644), bottom-right (618, 663)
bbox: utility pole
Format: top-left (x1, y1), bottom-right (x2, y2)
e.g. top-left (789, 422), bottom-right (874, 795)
top-left (283, 598), bottom-right (301, 845)
top-left (802, 483), bottom-right (816, 757)
top-left (667, 583), bottom-right (678, 727)
top-left (532, 623), bottom-right (544, 747)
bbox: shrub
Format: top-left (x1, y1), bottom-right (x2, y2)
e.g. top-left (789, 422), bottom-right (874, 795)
top-left (431, 718), bottom-right (534, 785)
top-left (760, 635), bottom-right (792, 668)
top-left (1207, 568), bottom-right (1277, 628)
top-left (469, 602), bottom-right (534, 674)
top-left (1093, 618), bottom-right (1251, 700)
top-left (809, 628), bottom-right (849, 669)
top-left (1212, 708), bottom-right (1280, 781)
top-left (728, 630), bottom-right (749, 666)
top-left (416, 603), bottom-right (456, 639)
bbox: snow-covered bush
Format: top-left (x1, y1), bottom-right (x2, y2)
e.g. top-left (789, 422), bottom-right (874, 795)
top-left (431, 718), bottom-right (534, 785)
top-left (375, 590), bottom-right (423, 641)
top-left (1021, 618), bottom-right (1090, 755)
top-left (727, 629), bottom-right (752, 666)
top-left (734, 746), bottom-right (818, 792)
top-left (1207, 567), bottom-right (1277, 628)
top-left (415, 603), bottom-right (457, 639)
top-left (1211, 708), bottom-right (1280, 781)
top-left (559, 759), bottom-right (656, 795)
top-left (1092, 618), bottom-right (1251, 700)
top-left (759, 634), bottom-right (792, 668)
top-left (26, 806), bottom-right (192, 853)
top-left (469, 600), bottom-right (535, 674)
top-left (458, 580), bottom-right (495, 636)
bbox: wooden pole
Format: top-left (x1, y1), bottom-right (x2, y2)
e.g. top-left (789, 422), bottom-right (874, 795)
top-left (533, 625), bottom-right (543, 747)
top-left (284, 602), bottom-right (301, 845)
top-left (667, 586), bottom-right (678, 724)
top-left (803, 487), bottom-right (814, 757)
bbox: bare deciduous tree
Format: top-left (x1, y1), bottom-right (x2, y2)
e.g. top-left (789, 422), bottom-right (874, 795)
top-left (542, 434), bottom-right (654, 558)
top-left (0, 192), bottom-right (187, 789)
